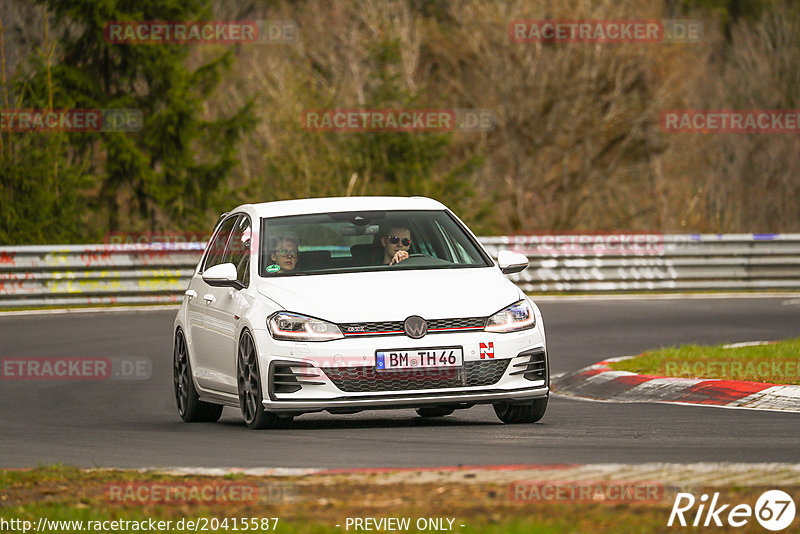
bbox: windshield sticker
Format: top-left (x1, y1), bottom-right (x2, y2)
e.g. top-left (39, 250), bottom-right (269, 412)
top-left (266, 264), bottom-right (280, 273)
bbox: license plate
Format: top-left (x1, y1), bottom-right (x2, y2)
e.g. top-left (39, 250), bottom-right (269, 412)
top-left (376, 347), bottom-right (463, 370)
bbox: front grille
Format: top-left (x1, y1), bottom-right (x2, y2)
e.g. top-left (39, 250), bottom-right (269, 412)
top-left (320, 359), bottom-right (510, 393)
top-left (428, 317), bottom-right (486, 331)
top-left (339, 317), bottom-right (486, 337)
top-left (509, 349), bottom-right (547, 382)
top-left (339, 320), bottom-right (404, 336)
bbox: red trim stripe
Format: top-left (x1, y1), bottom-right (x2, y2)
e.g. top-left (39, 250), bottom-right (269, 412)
top-left (343, 326), bottom-right (484, 336)
top-left (343, 330), bottom-right (404, 336)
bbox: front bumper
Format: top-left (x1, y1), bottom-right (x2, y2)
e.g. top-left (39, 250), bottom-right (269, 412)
top-left (262, 385), bottom-right (549, 412)
top-left (253, 324), bottom-right (548, 413)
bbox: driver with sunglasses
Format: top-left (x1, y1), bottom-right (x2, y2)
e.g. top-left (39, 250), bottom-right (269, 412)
top-left (380, 226), bottom-right (412, 266)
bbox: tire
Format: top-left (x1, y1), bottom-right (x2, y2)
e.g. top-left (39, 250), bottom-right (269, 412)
top-left (493, 397), bottom-right (548, 424)
top-left (416, 406), bottom-right (456, 418)
top-left (173, 330), bottom-right (223, 423)
top-left (237, 331), bottom-right (293, 430)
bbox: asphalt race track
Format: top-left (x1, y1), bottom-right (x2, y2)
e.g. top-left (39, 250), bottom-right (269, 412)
top-left (1, 296), bottom-right (799, 468)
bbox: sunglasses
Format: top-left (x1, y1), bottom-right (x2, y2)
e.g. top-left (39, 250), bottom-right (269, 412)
top-left (388, 235), bottom-right (411, 247)
top-left (274, 249), bottom-right (298, 258)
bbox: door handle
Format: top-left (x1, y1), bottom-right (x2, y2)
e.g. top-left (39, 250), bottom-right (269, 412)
top-left (203, 294), bottom-right (216, 304)
top-left (184, 290), bottom-right (197, 300)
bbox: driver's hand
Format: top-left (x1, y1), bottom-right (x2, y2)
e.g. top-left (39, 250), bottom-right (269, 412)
top-left (389, 250), bottom-right (409, 265)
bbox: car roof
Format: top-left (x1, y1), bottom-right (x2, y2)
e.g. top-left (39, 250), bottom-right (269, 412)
top-left (235, 196), bottom-right (448, 218)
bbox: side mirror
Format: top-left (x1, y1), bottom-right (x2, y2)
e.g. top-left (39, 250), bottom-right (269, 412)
top-left (497, 250), bottom-right (529, 274)
top-left (202, 263), bottom-right (243, 289)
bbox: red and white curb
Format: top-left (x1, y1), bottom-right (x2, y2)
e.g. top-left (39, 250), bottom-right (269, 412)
top-left (552, 356), bottom-right (800, 413)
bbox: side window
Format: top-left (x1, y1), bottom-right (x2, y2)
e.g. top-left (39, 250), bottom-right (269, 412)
top-left (203, 216), bottom-right (238, 271)
top-left (408, 221), bottom-right (436, 257)
top-left (426, 220), bottom-right (454, 261)
top-left (225, 216), bottom-right (252, 286)
top-left (435, 218), bottom-right (482, 265)
top-left (435, 221), bottom-right (470, 263)
top-left (450, 239), bottom-right (471, 263)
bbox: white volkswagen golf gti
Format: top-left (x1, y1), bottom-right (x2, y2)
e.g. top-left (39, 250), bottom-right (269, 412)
top-left (173, 196), bottom-right (549, 428)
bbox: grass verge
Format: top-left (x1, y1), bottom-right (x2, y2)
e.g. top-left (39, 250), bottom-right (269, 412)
top-left (609, 337), bottom-right (800, 384)
top-left (1, 466), bottom-right (797, 533)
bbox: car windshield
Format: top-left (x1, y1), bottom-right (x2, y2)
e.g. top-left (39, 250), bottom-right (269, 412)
top-left (259, 210), bottom-right (492, 276)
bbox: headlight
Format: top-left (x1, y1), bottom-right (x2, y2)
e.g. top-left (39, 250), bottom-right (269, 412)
top-left (485, 300), bottom-right (536, 333)
top-left (268, 312), bottom-right (344, 341)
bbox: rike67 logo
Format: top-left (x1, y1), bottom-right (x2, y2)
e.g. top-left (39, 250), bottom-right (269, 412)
top-left (668, 490), bottom-right (796, 531)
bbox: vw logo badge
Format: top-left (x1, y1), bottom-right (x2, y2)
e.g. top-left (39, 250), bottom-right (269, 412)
top-left (404, 315), bottom-right (427, 339)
